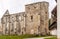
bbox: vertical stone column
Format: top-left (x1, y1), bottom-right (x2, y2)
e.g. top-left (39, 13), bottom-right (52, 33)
top-left (16, 15), bottom-right (20, 35)
top-left (3, 24), bottom-right (6, 35)
top-left (10, 15), bottom-right (15, 35)
top-left (7, 16), bottom-right (10, 35)
top-left (18, 15), bottom-right (21, 35)
top-left (40, 2), bottom-right (49, 35)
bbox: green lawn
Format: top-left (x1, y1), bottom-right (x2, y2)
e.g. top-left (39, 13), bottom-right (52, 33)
top-left (0, 35), bottom-right (57, 39)
top-left (0, 35), bottom-right (21, 39)
top-left (0, 34), bottom-right (40, 39)
top-left (45, 36), bottom-right (57, 39)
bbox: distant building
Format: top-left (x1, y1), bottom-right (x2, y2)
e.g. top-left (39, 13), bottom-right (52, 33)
top-left (1, 2), bottom-right (49, 35)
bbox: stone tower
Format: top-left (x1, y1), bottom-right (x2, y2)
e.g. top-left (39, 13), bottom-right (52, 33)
top-left (25, 2), bottom-right (49, 35)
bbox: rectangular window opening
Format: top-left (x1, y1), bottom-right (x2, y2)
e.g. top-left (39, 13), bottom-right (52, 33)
top-left (31, 16), bottom-right (33, 21)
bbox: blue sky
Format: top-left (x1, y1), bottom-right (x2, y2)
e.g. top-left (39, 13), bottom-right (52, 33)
top-left (0, 0), bottom-right (56, 19)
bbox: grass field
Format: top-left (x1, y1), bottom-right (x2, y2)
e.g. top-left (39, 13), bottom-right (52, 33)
top-left (0, 35), bottom-right (57, 39)
top-left (0, 34), bottom-right (39, 39)
top-left (0, 35), bottom-right (22, 39)
top-left (45, 36), bottom-right (57, 39)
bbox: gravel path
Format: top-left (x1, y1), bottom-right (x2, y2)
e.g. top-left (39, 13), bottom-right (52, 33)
top-left (25, 36), bottom-right (55, 39)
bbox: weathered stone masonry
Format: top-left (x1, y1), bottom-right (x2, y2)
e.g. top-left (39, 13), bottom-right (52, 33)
top-left (25, 2), bottom-right (49, 35)
top-left (1, 10), bottom-right (25, 35)
top-left (1, 2), bottom-right (49, 35)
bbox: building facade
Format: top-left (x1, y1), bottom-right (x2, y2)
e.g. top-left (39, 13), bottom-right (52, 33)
top-left (1, 10), bottom-right (25, 35)
top-left (25, 2), bottom-right (49, 35)
top-left (1, 2), bottom-right (49, 35)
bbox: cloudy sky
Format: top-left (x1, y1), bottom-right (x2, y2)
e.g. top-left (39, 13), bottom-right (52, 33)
top-left (0, 0), bottom-right (56, 19)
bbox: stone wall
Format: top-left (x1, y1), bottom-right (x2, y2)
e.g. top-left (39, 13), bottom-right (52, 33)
top-left (1, 10), bottom-right (25, 35)
top-left (1, 2), bottom-right (49, 35)
top-left (25, 2), bottom-right (49, 35)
